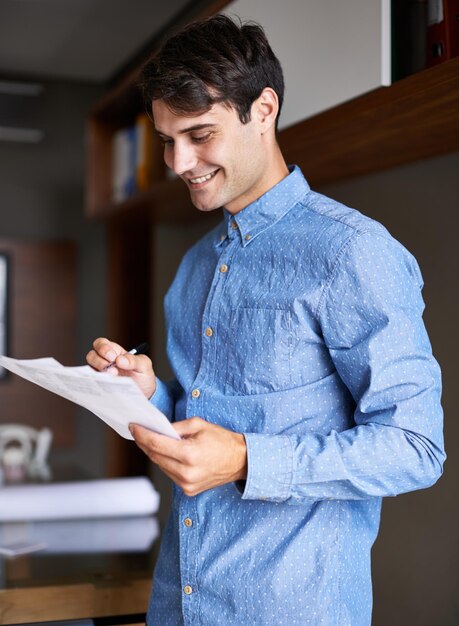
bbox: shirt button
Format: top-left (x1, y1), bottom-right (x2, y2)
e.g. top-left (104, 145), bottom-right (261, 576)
top-left (204, 327), bottom-right (213, 337)
top-left (220, 234), bottom-right (226, 241)
top-left (184, 585), bottom-right (193, 595)
top-left (231, 221), bottom-right (238, 230)
top-left (184, 517), bottom-right (193, 527)
top-left (191, 388), bottom-right (200, 398)
top-left (220, 264), bottom-right (228, 273)
top-left (245, 234), bottom-right (252, 241)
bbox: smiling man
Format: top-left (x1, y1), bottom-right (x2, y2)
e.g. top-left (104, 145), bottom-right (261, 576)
top-left (87, 14), bottom-right (445, 626)
top-left (153, 94), bottom-right (288, 214)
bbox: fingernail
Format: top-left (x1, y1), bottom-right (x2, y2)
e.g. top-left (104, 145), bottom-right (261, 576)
top-left (117, 355), bottom-right (128, 367)
top-left (129, 424), bottom-right (135, 435)
top-left (107, 350), bottom-right (116, 362)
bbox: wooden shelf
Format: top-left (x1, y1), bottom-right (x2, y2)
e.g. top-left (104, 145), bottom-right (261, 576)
top-left (279, 57), bottom-right (459, 187)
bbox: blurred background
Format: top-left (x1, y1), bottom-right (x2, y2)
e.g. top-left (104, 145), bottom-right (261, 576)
top-left (0, 1), bottom-right (457, 624)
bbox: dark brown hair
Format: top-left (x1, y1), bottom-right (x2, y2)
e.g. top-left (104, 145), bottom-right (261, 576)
top-left (139, 14), bottom-right (285, 128)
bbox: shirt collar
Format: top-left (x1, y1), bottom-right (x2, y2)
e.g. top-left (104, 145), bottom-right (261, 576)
top-left (216, 166), bottom-right (310, 248)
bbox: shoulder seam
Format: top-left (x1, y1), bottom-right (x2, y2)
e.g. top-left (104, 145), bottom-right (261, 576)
top-left (299, 197), bottom-right (367, 235)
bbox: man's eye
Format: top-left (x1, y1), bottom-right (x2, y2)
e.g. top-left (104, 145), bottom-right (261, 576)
top-left (192, 134), bottom-right (211, 144)
top-left (161, 139), bottom-right (173, 147)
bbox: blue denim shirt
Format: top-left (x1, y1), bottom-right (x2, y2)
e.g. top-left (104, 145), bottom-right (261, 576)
top-left (148, 166), bottom-right (444, 626)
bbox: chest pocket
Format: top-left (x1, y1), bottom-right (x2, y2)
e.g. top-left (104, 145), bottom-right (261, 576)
top-left (225, 307), bottom-right (293, 395)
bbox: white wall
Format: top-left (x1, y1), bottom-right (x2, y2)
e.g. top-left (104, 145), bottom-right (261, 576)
top-left (224, 0), bottom-right (391, 129)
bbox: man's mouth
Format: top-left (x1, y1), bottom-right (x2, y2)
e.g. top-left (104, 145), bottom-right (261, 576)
top-left (188, 169), bottom-right (219, 185)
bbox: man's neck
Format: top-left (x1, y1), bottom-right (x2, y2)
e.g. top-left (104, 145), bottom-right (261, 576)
top-left (226, 145), bottom-right (289, 215)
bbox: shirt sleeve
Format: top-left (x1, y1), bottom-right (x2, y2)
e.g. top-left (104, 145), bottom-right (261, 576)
top-left (242, 230), bottom-right (445, 503)
top-left (149, 377), bottom-right (181, 422)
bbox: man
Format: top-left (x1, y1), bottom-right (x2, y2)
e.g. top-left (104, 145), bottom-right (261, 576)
top-left (87, 15), bottom-right (445, 626)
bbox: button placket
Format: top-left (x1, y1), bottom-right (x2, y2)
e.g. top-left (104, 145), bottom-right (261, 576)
top-left (179, 237), bottom-right (241, 624)
top-left (178, 496), bottom-right (199, 617)
top-left (186, 240), bottom-right (234, 419)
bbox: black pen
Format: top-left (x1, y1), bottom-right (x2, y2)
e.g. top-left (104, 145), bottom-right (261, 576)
top-left (104, 342), bottom-right (149, 371)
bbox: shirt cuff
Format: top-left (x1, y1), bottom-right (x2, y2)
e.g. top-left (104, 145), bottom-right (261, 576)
top-left (149, 378), bottom-right (175, 421)
top-left (241, 434), bottom-right (293, 502)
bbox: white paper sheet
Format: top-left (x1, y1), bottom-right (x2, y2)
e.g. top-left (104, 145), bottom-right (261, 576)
top-left (0, 516), bottom-right (159, 554)
top-left (0, 354), bottom-right (179, 440)
top-left (0, 476), bottom-right (159, 521)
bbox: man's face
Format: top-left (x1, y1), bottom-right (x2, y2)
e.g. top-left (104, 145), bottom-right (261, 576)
top-left (152, 99), bottom-right (270, 214)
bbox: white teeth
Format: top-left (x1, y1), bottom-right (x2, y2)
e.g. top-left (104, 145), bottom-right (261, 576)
top-left (190, 170), bottom-right (218, 184)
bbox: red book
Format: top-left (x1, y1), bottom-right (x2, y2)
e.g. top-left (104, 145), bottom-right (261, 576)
top-left (426, 0), bottom-right (459, 66)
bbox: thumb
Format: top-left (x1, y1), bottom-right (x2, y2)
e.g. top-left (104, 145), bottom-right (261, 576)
top-left (115, 353), bottom-right (152, 374)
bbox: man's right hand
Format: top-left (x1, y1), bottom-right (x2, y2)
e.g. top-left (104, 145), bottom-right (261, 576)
top-left (86, 337), bottom-right (157, 400)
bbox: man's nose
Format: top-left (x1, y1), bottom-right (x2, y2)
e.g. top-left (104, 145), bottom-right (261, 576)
top-left (170, 143), bottom-right (198, 176)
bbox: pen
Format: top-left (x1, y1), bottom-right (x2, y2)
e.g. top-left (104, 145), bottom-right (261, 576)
top-left (104, 342), bottom-right (149, 371)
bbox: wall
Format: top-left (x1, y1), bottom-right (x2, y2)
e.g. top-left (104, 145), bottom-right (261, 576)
top-left (0, 80), bottom-right (108, 477)
top-left (319, 151), bottom-right (459, 625)
top-left (224, 0), bottom-right (391, 128)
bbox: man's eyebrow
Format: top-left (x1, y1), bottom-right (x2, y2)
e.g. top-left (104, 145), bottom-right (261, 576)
top-left (155, 123), bottom-right (217, 137)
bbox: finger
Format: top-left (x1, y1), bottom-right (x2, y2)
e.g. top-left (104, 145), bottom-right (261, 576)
top-left (115, 353), bottom-right (152, 374)
top-left (92, 338), bottom-right (126, 364)
top-left (86, 347), bottom-right (120, 371)
top-left (135, 442), bottom-right (200, 493)
top-left (130, 424), bottom-right (186, 462)
top-left (135, 437), bottom-right (184, 470)
top-left (147, 455), bottom-right (192, 490)
top-left (172, 416), bottom-right (206, 438)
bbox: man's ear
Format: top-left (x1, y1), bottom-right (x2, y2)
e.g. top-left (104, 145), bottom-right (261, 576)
top-left (254, 87), bottom-right (279, 135)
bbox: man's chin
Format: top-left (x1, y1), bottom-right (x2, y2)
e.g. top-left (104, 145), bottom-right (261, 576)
top-left (190, 194), bottom-right (222, 213)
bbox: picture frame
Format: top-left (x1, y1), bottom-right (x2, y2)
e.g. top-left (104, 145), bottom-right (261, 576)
top-left (0, 253), bottom-right (9, 379)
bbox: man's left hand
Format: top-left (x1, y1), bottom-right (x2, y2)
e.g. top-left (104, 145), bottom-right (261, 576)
top-left (129, 418), bottom-right (247, 496)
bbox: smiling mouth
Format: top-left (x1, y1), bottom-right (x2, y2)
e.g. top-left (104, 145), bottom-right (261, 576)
top-left (188, 169), bottom-right (219, 185)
